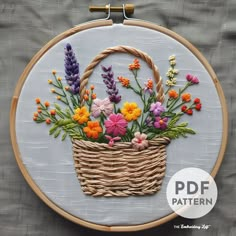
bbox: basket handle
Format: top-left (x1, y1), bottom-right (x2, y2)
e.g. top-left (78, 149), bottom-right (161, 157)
top-left (79, 45), bottom-right (165, 103)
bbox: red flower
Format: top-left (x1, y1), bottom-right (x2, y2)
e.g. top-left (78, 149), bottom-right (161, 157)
top-left (186, 109), bottom-right (193, 115)
top-left (181, 105), bottom-right (188, 112)
top-left (50, 110), bottom-right (56, 116)
top-left (45, 118), bottom-right (51, 124)
top-left (194, 98), bottom-right (201, 104)
top-left (195, 103), bottom-right (202, 111)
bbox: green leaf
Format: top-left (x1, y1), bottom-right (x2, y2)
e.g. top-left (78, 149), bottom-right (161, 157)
top-left (54, 103), bottom-right (61, 110)
top-left (54, 129), bottom-right (61, 138)
top-left (61, 133), bottom-right (67, 141)
top-left (49, 124), bottom-right (58, 135)
top-left (168, 114), bottom-right (181, 128)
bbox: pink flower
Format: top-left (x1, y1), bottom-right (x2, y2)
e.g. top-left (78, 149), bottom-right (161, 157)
top-left (131, 132), bottom-right (149, 151)
top-left (186, 74), bottom-right (199, 84)
top-left (154, 117), bottom-right (168, 130)
top-left (105, 135), bottom-right (121, 147)
top-left (104, 113), bottom-right (128, 136)
top-left (91, 98), bottom-right (113, 118)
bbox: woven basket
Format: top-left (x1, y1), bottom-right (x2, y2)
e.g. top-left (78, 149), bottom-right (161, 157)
top-left (73, 46), bottom-right (170, 197)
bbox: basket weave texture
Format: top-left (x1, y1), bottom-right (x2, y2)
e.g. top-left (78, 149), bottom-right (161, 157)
top-left (73, 45), bottom-right (170, 197)
top-left (73, 137), bottom-right (170, 197)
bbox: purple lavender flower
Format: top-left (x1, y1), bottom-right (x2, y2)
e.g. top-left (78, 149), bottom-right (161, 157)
top-left (101, 65), bottom-right (121, 104)
top-left (145, 116), bottom-right (154, 127)
top-left (186, 74), bottom-right (199, 84)
top-left (64, 43), bottom-right (80, 94)
top-left (154, 117), bottom-right (168, 130)
top-left (150, 102), bottom-right (165, 116)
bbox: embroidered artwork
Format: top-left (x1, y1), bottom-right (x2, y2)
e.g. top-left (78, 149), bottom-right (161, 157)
top-left (32, 44), bottom-right (202, 197)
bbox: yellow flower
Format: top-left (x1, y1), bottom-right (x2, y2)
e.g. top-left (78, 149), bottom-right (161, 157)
top-left (121, 102), bottom-right (141, 122)
top-left (73, 106), bottom-right (90, 124)
top-left (48, 79), bottom-right (53, 84)
top-left (57, 77), bottom-right (62, 81)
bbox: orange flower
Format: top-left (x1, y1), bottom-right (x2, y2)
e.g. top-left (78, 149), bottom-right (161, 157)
top-left (168, 89), bottom-right (178, 99)
top-left (35, 98), bottom-right (41, 104)
top-left (83, 121), bottom-right (102, 139)
top-left (73, 106), bottom-right (90, 124)
top-left (118, 76), bottom-right (130, 87)
top-left (45, 118), bottom-right (51, 124)
top-left (57, 77), bottom-right (62, 81)
top-left (37, 105), bottom-right (41, 109)
top-left (38, 109), bottom-right (42, 113)
top-left (146, 79), bottom-right (153, 89)
top-left (33, 112), bottom-right (38, 117)
top-left (182, 93), bottom-right (191, 102)
top-left (83, 95), bottom-right (89, 101)
top-left (50, 110), bottom-right (56, 116)
top-left (44, 101), bottom-right (50, 107)
top-left (85, 89), bottom-right (90, 95)
top-left (91, 93), bottom-right (97, 99)
top-left (90, 85), bottom-right (95, 90)
top-left (52, 70), bottom-right (56, 75)
top-left (33, 117), bottom-right (37, 121)
top-left (65, 86), bottom-right (69, 91)
top-left (129, 58), bottom-right (141, 70)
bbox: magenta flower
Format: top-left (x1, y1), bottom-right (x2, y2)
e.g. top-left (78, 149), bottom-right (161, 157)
top-left (150, 102), bottom-right (165, 116)
top-left (105, 135), bottom-right (121, 147)
top-left (131, 132), bottom-right (149, 150)
top-left (104, 113), bottom-right (128, 136)
top-left (186, 74), bottom-right (199, 84)
top-left (154, 117), bottom-right (168, 130)
top-left (91, 98), bottom-right (113, 118)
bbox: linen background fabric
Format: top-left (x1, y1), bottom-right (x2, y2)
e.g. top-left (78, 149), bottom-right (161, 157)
top-left (0, 0), bottom-right (235, 235)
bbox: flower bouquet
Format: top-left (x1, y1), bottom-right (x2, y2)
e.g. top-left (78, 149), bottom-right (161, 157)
top-left (33, 44), bottom-right (202, 197)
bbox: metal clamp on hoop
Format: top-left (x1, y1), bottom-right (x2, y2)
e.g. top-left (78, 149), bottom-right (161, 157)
top-left (89, 4), bottom-right (135, 19)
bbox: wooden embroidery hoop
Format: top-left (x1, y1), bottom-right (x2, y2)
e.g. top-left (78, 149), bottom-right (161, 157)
top-left (10, 15), bottom-right (228, 232)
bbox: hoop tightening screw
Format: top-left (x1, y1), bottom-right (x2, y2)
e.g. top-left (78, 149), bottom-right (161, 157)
top-left (89, 4), bottom-right (134, 15)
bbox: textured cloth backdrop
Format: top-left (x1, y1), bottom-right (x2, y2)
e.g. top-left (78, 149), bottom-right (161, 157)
top-left (0, 0), bottom-right (235, 235)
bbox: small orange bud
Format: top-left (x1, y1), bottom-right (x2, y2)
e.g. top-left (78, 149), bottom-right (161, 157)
top-left (35, 98), bottom-right (41, 104)
top-left (56, 96), bottom-right (61, 100)
top-left (57, 77), bottom-right (62, 81)
top-left (33, 112), bottom-right (38, 117)
top-left (85, 89), bottom-right (90, 95)
top-left (51, 88), bottom-right (55, 93)
top-left (83, 95), bottom-right (89, 101)
top-left (50, 110), bottom-right (56, 116)
top-left (44, 101), bottom-right (50, 107)
top-left (65, 86), bottom-right (69, 91)
top-left (90, 85), bottom-right (95, 90)
top-left (33, 117), bottom-right (37, 121)
top-left (38, 109), bottom-right (42, 113)
top-left (48, 79), bottom-right (53, 84)
top-left (37, 105), bottom-right (41, 109)
top-left (52, 70), bottom-right (56, 75)
top-left (91, 93), bottom-right (96, 99)
top-left (45, 118), bottom-right (51, 124)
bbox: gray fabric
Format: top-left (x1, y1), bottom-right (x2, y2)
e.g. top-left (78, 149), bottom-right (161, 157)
top-left (0, 0), bottom-right (235, 235)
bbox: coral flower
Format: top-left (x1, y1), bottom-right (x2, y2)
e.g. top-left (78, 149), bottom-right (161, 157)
top-left (154, 117), bottom-right (168, 130)
top-left (91, 93), bottom-right (97, 100)
top-left (73, 106), bottom-right (90, 124)
top-left (118, 76), bottom-right (130, 87)
top-left (83, 121), bottom-right (102, 139)
top-left (35, 98), bottom-right (41, 104)
top-left (104, 113), bottom-right (128, 136)
top-left (91, 98), bottom-right (113, 118)
top-left (44, 101), bottom-right (50, 107)
top-left (144, 79), bottom-right (153, 94)
top-left (131, 132), bottom-right (149, 151)
top-left (150, 102), bottom-right (165, 116)
top-left (168, 89), bottom-right (178, 99)
top-left (121, 102), bottom-right (141, 121)
top-left (182, 93), bottom-right (191, 102)
top-left (129, 58), bottom-right (141, 70)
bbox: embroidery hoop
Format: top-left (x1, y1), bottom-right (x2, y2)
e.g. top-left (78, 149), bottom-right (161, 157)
top-left (10, 5), bottom-right (228, 232)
